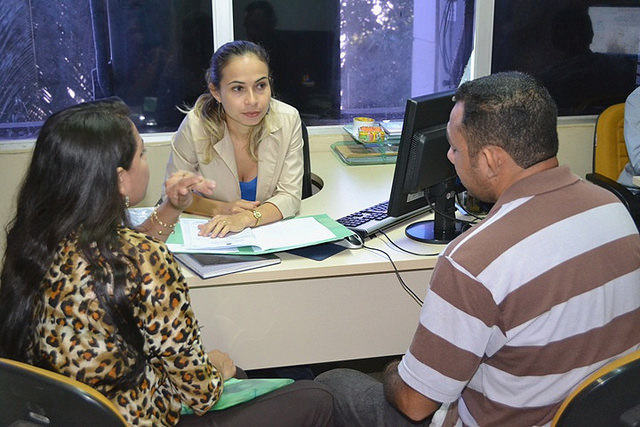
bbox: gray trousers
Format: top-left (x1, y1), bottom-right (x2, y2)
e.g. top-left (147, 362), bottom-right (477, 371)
top-left (178, 379), bottom-right (335, 427)
top-left (315, 368), bottom-right (433, 427)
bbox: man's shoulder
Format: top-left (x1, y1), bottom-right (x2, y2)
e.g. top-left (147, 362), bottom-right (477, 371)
top-left (627, 86), bottom-right (640, 105)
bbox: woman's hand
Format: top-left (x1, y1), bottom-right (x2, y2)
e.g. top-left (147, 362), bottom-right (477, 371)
top-left (165, 171), bottom-right (215, 211)
top-left (197, 210), bottom-right (257, 238)
top-left (208, 349), bottom-right (236, 381)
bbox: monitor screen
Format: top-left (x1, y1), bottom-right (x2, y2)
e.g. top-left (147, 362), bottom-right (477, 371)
top-left (387, 89), bottom-right (466, 244)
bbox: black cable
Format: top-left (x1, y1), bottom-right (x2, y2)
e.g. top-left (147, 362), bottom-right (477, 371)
top-left (454, 193), bottom-right (486, 221)
top-left (362, 242), bottom-right (423, 306)
top-left (377, 229), bottom-right (441, 257)
top-left (425, 192), bottom-right (477, 225)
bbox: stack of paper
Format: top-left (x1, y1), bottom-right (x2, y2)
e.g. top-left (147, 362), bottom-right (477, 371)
top-left (167, 214), bottom-right (352, 255)
top-left (380, 120), bottom-right (403, 137)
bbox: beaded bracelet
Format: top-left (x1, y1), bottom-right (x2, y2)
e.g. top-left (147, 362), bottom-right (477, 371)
top-left (151, 207), bottom-right (177, 235)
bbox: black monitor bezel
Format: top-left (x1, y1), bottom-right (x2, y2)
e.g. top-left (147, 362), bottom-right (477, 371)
top-left (387, 89), bottom-right (457, 218)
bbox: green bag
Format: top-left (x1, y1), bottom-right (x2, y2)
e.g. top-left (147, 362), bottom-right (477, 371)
top-left (181, 377), bottom-right (294, 414)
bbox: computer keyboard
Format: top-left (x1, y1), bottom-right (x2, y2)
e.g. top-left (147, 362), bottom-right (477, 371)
top-left (336, 200), bottom-right (432, 238)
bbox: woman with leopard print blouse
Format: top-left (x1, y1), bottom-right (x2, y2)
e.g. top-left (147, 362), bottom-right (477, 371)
top-left (0, 98), bottom-right (333, 426)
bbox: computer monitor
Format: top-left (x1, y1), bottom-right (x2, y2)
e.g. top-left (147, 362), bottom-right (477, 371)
top-left (387, 89), bottom-right (466, 244)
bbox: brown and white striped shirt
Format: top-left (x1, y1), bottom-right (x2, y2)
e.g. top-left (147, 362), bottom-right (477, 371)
top-left (398, 166), bottom-right (640, 426)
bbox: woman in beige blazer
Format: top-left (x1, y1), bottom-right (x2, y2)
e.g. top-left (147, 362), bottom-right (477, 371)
top-left (165, 40), bottom-right (303, 237)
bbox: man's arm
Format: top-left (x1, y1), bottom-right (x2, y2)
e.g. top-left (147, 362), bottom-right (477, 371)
top-left (383, 360), bottom-right (441, 422)
top-left (625, 87), bottom-right (640, 174)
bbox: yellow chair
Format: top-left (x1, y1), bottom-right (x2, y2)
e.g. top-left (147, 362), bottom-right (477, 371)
top-left (552, 349), bottom-right (640, 427)
top-left (0, 357), bottom-right (127, 426)
top-left (592, 103), bottom-right (628, 180)
top-left (586, 102), bottom-right (640, 230)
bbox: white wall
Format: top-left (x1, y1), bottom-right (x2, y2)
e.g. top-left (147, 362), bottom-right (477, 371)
top-left (0, 120), bottom-right (596, 258)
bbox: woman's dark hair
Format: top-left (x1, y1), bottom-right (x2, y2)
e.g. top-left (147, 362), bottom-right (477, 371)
top-left (0, 97), bottom-right (146, 391)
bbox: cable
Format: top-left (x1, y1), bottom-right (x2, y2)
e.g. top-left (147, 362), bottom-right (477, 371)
top-left (377, 229), bottom-right (441, 257)
top-left (362, 242), bottom-right (424, 306)
top-left (454, 193), bottom-right (486, 221)
top-left (425, 192), bottom-right (478, 226)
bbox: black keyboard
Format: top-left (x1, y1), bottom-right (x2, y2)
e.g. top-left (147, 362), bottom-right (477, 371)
top-left (336, 201), bottom-right (432, 238)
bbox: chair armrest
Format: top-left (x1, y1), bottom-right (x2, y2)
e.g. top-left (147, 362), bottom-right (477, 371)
top-left (586, 173), bottom-right (640, 230)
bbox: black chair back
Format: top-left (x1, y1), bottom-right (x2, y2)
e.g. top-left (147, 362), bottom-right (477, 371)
top-left (301, 120), bottom-right (313, 199)
top-left (0, 357), bottom-right (127, 426)
top-left (553, 350), bottom-right (640, 426)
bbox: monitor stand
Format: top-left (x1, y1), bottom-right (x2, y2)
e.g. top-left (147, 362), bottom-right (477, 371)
top-left (405, 178), bottom-right (466, 244)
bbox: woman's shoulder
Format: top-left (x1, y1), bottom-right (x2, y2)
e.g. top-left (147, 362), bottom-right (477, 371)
top-left (268, 98), bottom-right (301, 131)
top-left (270, 98), bottom-right (300, 118)
top-left (179, 108), bottom-right (206, 132)
top-left (119, 227), bottom-right (172, 259)
top-left (119, 227), bottom-right (186, 288)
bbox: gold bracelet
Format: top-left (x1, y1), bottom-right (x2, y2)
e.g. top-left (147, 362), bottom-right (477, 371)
top-left (151, 207), bottom-right (177, 235)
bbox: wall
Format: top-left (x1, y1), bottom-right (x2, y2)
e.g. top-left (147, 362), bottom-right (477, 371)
top-left (0, 139), bottom-right (172, 257)
top-left (0, 119), bottom-right (597, 257)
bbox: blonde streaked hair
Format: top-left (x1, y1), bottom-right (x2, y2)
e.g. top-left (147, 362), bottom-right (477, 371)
top-left (188, 40), bottom-right (273, 163)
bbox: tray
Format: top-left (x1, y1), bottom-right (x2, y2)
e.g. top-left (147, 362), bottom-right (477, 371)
top-left (331, 141), bottom-right (398, 165)
top-left (343, 124), bottom-right (400, 146)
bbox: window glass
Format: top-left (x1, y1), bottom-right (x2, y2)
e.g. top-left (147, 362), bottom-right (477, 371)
top-left (0, 0), bottom-right (213, 140)
top-left (492, 0), bottom-right (640, 116)
top-left (234, 0), bottom-right (475, 125)
top-left (0, 0), bottom-right (474, 140)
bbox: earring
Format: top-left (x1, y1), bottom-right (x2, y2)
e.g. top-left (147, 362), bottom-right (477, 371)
top-left (124, 195), bottom-right (130, 208)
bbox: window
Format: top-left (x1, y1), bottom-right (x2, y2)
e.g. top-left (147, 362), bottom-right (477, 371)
top-left (491, 0), bottom-right (640, 116)
top-left (0, 0), bottom-right (213, 140)
top-left (233, 0), bottom-right (474, 123)
top-left (0, 0), bottom-right (474, 140)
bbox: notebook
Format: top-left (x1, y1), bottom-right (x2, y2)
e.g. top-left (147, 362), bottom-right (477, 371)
top-left (174, 252), bottom-right (280, 279)
top-left (181, 377), bottom-right (294, 413)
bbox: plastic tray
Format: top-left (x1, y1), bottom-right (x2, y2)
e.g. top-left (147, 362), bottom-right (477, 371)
top-left (331, 141), bottom-right (398, 165)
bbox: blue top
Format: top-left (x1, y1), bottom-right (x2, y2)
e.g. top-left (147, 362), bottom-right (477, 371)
top-left (239, 177), bottom-right (258, 201)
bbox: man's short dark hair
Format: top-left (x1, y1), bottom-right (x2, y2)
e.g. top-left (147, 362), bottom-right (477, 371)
top-left (454, 71), bottom-right (559, 168)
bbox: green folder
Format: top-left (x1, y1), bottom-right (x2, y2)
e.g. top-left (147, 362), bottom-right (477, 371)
top-left (181, 377), bottom-right (294, 413)
top-left (167, 213), bottom-right (353, 255)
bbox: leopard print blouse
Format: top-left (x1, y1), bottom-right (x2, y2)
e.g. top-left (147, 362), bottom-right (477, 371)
top-left (31, 227), bottom-right (223, 426)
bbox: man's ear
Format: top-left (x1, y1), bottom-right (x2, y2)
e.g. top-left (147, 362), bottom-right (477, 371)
top-left (481, 145), bottom-right (506, 179)
top-left (117, 166), bottom-right (128, 197)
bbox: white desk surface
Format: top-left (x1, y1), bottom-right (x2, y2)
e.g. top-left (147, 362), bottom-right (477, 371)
top-left (185, 135), bottom-right (446, 369)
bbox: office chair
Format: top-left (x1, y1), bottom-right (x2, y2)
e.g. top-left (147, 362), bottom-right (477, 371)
top-left (0, 357), bottom-right (127, 426)
top-left (585, 102), bottom-right (640, 230)
top-left (301, 120), bottom-right (313, 199)
top-left (551, 349), bottom-right (640, 427)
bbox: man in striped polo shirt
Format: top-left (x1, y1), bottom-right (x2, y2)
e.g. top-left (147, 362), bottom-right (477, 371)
top-left (316, 71), bottom-right (640, 426)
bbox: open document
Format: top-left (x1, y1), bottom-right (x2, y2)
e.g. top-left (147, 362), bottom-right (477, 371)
top-left (167, 214), bottom-right (352, 255)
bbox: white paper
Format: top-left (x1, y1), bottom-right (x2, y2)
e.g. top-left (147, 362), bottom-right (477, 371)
top-left (178, 216), bottom-right (336, 252)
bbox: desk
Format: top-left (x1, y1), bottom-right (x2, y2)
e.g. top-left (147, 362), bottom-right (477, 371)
top-left (185, 136), bottom-right (444, 370)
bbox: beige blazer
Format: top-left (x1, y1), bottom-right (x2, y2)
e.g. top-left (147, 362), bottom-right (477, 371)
top-left (165, 98), bottom-right (303, 218)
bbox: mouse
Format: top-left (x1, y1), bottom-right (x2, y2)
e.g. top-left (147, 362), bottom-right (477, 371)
top-left (337, 233), bottom-right (364, 249)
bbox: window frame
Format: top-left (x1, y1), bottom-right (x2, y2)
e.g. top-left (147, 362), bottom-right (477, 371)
top-left (2, 0), bottom-right (489, 148)
top-left (221, 0), bottom-right (491, 134)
